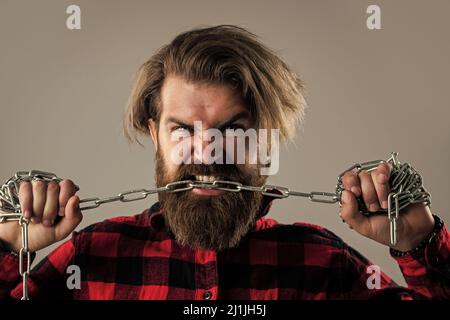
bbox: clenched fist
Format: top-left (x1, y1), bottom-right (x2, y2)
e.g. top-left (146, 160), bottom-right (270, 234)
top-left (339, 161), bottom-right (435, 252)
top-left (0, 179), bottom-right (83, 253)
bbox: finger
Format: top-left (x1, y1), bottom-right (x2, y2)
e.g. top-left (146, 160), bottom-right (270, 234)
top-left (55, 195), bottom-right (83, 241)
top-left (340, 190), bottom-right (370, 236)
top-left (32, 180), bottom-right (47, 223)
top-left (58, 179), bottom-right (77, 217)
top-left (42, 182), bottom-right (60, 227)
top-left (358, 171), bottom-right (380, 212)
top-left (378, 161), bottom-right (392, 179)
top-left (341, 171), bottom-right (362, 197)
top-left (18, 181), bottom-right (33, 219)
top-left (372, 162), bottom-right (391, 209)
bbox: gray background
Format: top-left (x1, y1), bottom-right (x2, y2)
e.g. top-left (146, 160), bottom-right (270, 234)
top-left (1, 0), bottom-right (449, 286)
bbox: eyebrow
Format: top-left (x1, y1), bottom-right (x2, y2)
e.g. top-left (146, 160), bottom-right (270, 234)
top-left (166, 111), bottom-right (251, 130)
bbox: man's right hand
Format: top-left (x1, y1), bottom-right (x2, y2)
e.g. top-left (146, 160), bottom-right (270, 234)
top-left (0, 179), bottom-right (83, 253)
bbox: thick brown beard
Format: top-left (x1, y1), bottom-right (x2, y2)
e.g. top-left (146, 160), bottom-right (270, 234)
top-left (155, 151), bottom-right (266, 251)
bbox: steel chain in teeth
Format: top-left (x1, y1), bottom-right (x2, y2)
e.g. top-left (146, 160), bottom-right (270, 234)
top-left (0, 152), bottom-right (431, 300)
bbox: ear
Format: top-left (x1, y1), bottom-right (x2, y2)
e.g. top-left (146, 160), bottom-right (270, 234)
top-left (148, 119), bottom-right (158, 151)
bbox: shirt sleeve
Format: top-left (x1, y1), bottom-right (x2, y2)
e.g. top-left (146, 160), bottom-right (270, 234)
top-left (0, 248), bottom-right (25, 300)
top-left (340, 240), bottom-right (420, 300)
top-left (0, 233), bottom-right (78, 300)
top-left (390, 215), bottom-right (450, 299)
top-left (340, 215), bottom-right (450, 300)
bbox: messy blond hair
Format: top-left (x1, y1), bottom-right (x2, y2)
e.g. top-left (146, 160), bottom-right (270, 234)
top-left (123, 25), bottom-right (306, 145)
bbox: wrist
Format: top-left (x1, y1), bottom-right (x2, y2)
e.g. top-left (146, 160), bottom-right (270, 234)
top-left (392, 209), bottom-right (435, 251)
top-left (394, 228), bottom-right (434, 252)
top-left (0, 225), bottom-right (21, 254)
top-left (390, 215), bottom-right (443, 257)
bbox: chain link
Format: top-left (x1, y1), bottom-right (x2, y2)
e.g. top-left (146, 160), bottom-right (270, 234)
top-left (0, 152), bottom-right (432, 300)
top-left (18, 216), bottom-right (30, 300)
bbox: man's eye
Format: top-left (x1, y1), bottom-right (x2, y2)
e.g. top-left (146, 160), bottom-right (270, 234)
top-left (173, 126), bottom-right (192, 133)
top-left (223, 124), bottom-right (245, 131)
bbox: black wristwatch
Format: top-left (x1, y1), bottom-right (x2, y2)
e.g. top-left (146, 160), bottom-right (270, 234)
top-left (390, 214), bottom-right (444, 257)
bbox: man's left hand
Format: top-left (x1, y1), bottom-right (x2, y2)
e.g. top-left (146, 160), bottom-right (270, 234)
top-left (339, 162), bottom-right (435, 252)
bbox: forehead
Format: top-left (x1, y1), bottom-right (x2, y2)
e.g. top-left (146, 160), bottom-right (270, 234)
top-left (159, 75), bottom-right (249, 124)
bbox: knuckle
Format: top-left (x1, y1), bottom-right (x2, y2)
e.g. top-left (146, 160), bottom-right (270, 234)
top-left (358, 170), bottom-right (370, 179)
top-left (60, 179), bottom-right (74, 189)
top-left (378, 162), bottom-right (391, 175)
top-left (379, 161), bottom-right (390, 170)
top-left (19, 181), bottom-right (31, 191)
top-left (342, 171), bottom-right (351, 179)
top-left (32, 180), bottom-right (46, 191)
top-left (342, 172), bottom-right (356, 187)
top-left (370, 171), bottom-right (380, 182)
top-left (373, 168), bottom-right (389, 185)
top-left (32, 213), bottom-right (43, 221)
top-left (47, 181), bottom-right (60, 193)
top-left (60, 179), bottom-right (76, 194)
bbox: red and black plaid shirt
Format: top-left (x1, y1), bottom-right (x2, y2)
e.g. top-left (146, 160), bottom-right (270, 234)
top-left (1, 197), bottom-right (449, 300)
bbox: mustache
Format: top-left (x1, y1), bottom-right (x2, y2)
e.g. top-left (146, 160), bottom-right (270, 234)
top-left (174, 164), bottom-right (244, 182)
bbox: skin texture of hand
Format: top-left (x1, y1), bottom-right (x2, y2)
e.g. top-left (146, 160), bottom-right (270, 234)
top-left (0, 179), bottom-right (83, 253)
top-left (339, 161), bottom-right (435, 252)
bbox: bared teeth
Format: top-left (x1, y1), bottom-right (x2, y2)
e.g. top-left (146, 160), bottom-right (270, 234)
top-left (194, 175), bottom-right (222, 182)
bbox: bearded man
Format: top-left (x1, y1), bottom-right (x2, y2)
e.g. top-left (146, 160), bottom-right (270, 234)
top-left (0, 25), bottom-right (449, 300)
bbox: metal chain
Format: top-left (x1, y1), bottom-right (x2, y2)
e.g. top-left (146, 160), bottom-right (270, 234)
top-left (0, 152), bottom-right (431, 300)
top-left (335, 152), bottom-right (431, 245)
top-left (0, 170), bottom-right (61, 300)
